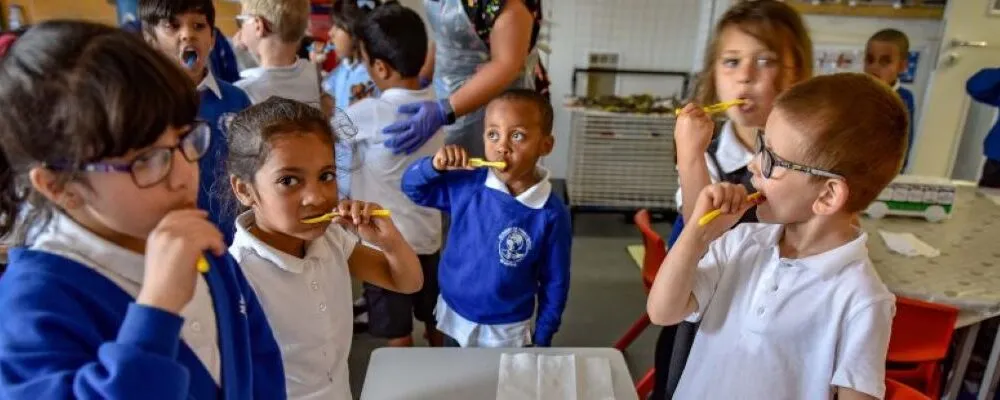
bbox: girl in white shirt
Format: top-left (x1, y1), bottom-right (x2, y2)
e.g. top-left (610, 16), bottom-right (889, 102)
top-left (221, 96), bottom-right (422, 400)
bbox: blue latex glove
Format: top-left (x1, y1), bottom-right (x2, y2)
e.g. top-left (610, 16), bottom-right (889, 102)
top-left (382, 99), bottom-right (448, 155)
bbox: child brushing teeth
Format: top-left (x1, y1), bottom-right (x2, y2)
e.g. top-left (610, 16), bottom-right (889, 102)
top-left (140, 0), bottom-right (254, 244)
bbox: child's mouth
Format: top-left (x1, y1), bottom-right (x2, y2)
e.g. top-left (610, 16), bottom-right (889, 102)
top-left (181, 47), bottom-right (199, 69)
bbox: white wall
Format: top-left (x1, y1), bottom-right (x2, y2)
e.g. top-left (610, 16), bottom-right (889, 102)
top-left (544, 0), bottom-right (709, 179)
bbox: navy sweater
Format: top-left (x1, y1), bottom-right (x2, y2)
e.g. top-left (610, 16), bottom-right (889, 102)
top-left (967, 68), bottom-right (1000, 160)
top-left (897, 85), bottom-right (916, 171)
top-left (198, 81), bottom-right (251, 245)
top-left (401, 157), bottom-right (572, 346)
top-left (0, 250), bottom-right (286, 399)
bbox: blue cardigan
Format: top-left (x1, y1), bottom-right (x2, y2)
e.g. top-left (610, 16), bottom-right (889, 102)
top-left (198, 80), bottom-right (252, 245)
top-left (967, 68), bottom-right (1000, 160)
top-left (0, 249), bottom-right (286, 399)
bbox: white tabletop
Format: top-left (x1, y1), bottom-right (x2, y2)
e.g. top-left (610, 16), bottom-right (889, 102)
top-left (360, 347), bottom-right (639, 400)
top-left (863, 186), bottom-right (1000, 314)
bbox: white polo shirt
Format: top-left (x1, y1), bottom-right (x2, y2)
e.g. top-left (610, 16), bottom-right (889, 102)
top-left (30, 212), bottom-right (221, 384)
top-left (236, 59), bottom-right (323, 108)
top-left (347, 87), bottom-right (444, 255)
top-left (675, 223), bottom-right (894, 399)
top-left (675, 121), bottom-right (755, 208)
top-left (229, 211), bottom-right (358, 400)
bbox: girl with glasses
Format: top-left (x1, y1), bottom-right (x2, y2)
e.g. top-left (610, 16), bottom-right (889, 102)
top-left (0, 21), bottom-right (285, 399)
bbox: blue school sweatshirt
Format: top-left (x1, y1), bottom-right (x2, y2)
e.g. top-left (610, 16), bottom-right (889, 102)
top-left (0, 249), bottom-right (286, 399)
top-left (401, 157), bottom-right (572, 346)
top-left (967, 68), bottom-right (1000, 161)
top-left (199, 80), bottom-right (252, 245)
top-left (897, 85), bottom-right (916, 170)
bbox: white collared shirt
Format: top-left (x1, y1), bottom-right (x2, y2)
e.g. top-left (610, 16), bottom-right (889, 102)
top-left (30, 213), bottom-right (221, 384)
top-left (235, 59), bottom-right (323, 108)
top-left (198, 69), bottom-right (223, 99)
top-left (674, 223), bottom-right (895, 399)
top-left (434, 166), bottom-right (553, 347)
top-left (348, 87), bottom-right (444, 254)
top-left (229, 211), bottom-right (357, 400)
top-left (675, 120), bottom-right (755, 208)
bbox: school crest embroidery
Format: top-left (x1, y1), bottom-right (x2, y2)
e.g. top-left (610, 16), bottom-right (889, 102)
top-left (498, 227), bottom-right (531, 267)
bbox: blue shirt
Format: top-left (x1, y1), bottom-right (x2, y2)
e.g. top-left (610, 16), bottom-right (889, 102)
top-left (967, 68), bottom-right (1000, 160)
top-left (0, 249), bottom-right (285, 399)
top-left (198, 72), bottom-right (252, 244)
top-left (401, 157), bottom-right (572, 346)
top-left (896, 84), bottom-right (916, 171)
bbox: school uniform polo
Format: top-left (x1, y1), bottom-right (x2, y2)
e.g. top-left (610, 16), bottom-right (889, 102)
top-left (893, 80), bottom-right (916, 171)
top-left (674, 223), bottom-right (895, 399)
top-left (229, 211), bottom-right (357, 400)
top-left (236, 59), bottom-right (323, 108)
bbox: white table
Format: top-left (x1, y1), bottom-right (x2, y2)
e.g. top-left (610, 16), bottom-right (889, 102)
top-left (861, 185), bottom-right (1000, 400)
top-left (360, 348), bottom-right (639, 400)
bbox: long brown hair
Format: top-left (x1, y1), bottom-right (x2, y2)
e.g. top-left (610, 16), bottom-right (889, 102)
top-left (694, 0), bottom-right (813, 105)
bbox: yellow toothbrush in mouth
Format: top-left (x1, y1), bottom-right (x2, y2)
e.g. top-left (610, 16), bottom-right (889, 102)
top-left (697, 193), bottom-right (765, 226)
top-left (301, 209), bottom-right (392, 224)
top-left (674, 99), bottom-right (747, 116)
top-left (469, 158), bottom-right (506, 169)
top-left (197, 257), bottom-right (209, 274)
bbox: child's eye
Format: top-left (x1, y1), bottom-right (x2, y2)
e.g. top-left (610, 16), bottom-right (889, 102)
top-left (277, 176), bottom-right (300, 187)
top-left (194, 23), bottom-right (208, 31)
top-left (320, 171), bottom-right (337, 182)
top-left (754, 56), bottom-right (778, 68)
top-left (486, 130), bottom-right (500, 141)
top-left (720, 58), bottom-right (740, 68)
top-left (512, 132), bottom-right (526, 142)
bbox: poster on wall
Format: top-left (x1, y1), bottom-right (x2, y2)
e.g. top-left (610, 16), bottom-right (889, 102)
top-left (115, 0), bottom-right (139, 26)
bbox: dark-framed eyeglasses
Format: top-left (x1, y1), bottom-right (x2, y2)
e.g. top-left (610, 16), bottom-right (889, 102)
top-left (755, 129), bottom-right (844, 180)
top-left (48, 122), bottom-right (211, 188)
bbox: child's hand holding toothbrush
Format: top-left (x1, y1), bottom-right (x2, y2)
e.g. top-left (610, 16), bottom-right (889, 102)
top-left (332, 200), bottom-right (405, 251)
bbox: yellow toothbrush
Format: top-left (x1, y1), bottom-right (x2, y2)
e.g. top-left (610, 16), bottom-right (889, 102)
top-left (674, 99), bottom-right (747, 116)
top-left (697, 193), bottom-right (765, 226)
top-left (301, 209), bottom-right (392, 224)
top-left (197, 257), bottom-right (209, 273)
top-left (469, 158), bottom-right (507, 169)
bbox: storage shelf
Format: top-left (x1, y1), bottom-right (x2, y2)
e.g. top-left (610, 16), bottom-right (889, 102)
top-left (787, 2), bottom-right (945, 19)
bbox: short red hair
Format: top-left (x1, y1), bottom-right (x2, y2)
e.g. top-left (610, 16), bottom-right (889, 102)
top-left (775, 73), bottom-right (909, 212)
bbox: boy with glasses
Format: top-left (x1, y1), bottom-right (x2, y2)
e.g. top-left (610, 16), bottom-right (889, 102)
top-left (647, 73), bottom-right (908, 400)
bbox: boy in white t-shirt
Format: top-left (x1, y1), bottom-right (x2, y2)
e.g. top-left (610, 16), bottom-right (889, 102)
top-left (233, 0), bottom-right (325, 109)
top-left (647, 73), bottom-right (908, 400)
top-left (345, 3), bottom-right (445, 347)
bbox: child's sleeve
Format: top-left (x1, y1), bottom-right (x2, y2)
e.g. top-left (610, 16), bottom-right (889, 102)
top-left (967, 68), bottom-right (1000, 106)
top-left (0, 277), bottom-right (190, 400)
top-left (533, 209), bottom-right (573, 347)
top-left (685, 227), bottom-right (745, 323)
top-left (830, 298), bottom-right (895, 398)
top-left (401, 156), bottom-right (453, 211)
top-left (234, 261), bottom-right (287, 399)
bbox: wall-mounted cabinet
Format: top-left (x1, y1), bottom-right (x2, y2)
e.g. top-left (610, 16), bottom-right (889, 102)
top-left (785, 0), bottom-right (946, 19)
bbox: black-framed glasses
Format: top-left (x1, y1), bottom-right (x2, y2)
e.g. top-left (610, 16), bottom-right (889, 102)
top-left (755, 130), bottom-right (844, 180)
top-left (49, 122), bottom-right (211, 188)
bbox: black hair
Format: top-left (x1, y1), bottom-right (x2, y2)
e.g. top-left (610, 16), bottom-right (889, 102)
top-left (139, 0), bottom-right (216, 29)
top-left (330, 0), bottom-right (381, 37)
top-left (221, 97), bottom-right (340, 215)
top-left (868, 29), bottom-right (910, 60)
top-left (356, 2), bottom-right (427, 78)
top-left (491, 89), bottom-right (555, 134)
top-left (0, 20), bottom-right (199, 243)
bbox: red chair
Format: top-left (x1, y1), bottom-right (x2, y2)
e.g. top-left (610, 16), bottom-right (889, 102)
top-left (886, 378), bottom-right (932, 400)
top-left (615, 209), bottom-right (667, 351)
top-left (635, 368), bottom-right (655, 398)
top-left (886, 296), bottom-right (959, 399)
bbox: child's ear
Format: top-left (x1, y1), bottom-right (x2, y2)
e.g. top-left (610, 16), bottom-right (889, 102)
top-left (374, 59), bottom-right (391, 81)
top-left (230, 175), bottom-right (256, 207)
top-left (812, 178), bottom-right (849, 216)
top-left (540, 134), bottom-right (554, 156)
top-left (28, 167), bottom-right (83, 210)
